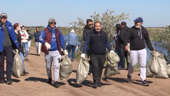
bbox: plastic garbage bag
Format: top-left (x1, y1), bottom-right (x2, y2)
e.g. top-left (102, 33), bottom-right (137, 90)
top-left (76, 58), bottom-right (89, 84)
top-left (60, 56), bottom-right (72, 80)
top-left (13, 51), bottom-right (23, 78)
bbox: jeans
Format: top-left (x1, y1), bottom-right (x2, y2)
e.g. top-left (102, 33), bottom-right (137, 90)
top-left (22, 42), bottom-right (29, 57)
top-left (45, 50), bottom-right (61, 82)
top-left (19, 52), bottom-right (25, 72)
top-left (0, 46), bottom-right (14, 81)
top-left (116, 47), bottom-right (126, 69)
top-left (67, 45), bottom-right (76, 61)
top-left (90, 54), bottom-right (106, 84)
top-left (35, 42), bottom-right (42, 55)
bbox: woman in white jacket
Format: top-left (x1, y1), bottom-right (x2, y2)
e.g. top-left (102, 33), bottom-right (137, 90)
top-left (20, 26), bottom-right (29, 57)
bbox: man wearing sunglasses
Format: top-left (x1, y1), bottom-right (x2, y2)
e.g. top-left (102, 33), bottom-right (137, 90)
top-left (40, 18), bottom-right (67, 88)
top-left (0, 13), bottom-right (19, 85)
top-left (83, 19), bottom-right (94, 75)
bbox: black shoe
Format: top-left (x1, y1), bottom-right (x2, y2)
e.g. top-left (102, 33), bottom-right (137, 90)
top-left (53, 81), bottom-right (60, 88)
top-left (92, 83), bottom-right (98, 89)
top-left (0, 79), bottom-right (5, 84)
top-left (127, 75), bottom-right (132, 83)
top-left (21, 72), bottom-right (29, 76)
top-left (142, 80), bottom-right (149, 86)
top-left (97, 82), bottom-right (102, 87)
top-left (6, 80), bottom-right (13, 85)
top-left (48, 78), bottom-right (52, 85)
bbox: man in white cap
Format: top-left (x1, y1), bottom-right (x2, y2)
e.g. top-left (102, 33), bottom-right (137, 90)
top-left (40, 18), bottom-right (68, 88)
top-left (67, 29), bottom-right (79, 61)
top-left (0, 13), bottom-right (19, 85)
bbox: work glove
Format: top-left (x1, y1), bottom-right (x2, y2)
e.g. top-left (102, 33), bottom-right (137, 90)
top-left (81, 53), bottom-right (86, 59)
top-left (45, 42), bottom-right (51, 50)
top-left (63, 50), bottom-right (68, 56)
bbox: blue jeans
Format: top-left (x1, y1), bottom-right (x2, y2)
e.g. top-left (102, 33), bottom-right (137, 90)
top-left (67, 45), bottom-right (76, 61)
top-left (19, 52), bottom-right (25, 72)
top-left (116, 47), bottom-right (125, 69)
top-left (22, 42), bottom-right (29, 57)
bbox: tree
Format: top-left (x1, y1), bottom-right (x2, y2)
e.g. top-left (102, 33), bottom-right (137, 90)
top-left (70, 10), bottom-right (128, 41)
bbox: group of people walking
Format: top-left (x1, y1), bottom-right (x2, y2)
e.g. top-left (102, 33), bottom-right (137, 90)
top-left (0, 12), bottom-right (155, 88)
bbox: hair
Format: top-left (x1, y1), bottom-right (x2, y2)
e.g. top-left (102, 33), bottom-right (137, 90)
top-left (116, 24), bottom-right (121, 32)
top-left (86, 19), bottom-right (93, 24)
top-left (94, 21), bottom-right (102, 26)
top-left (121, 21), bottom-right (127, 26)
top-left (13, 23), bottom-right (19, 30)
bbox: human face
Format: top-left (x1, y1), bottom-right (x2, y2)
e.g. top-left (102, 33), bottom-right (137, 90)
top-left (21, 27), bottom-right (25, 31)
top-left (88, 21), bottom-right (93, 29)
top-left (136, 22), bottom-right (143, 28)
top-left (49, 22), bottom-right (56, 29)
top-left (95, 22), bottom-right (102, 32)
top-left (1, 17), bottom-right (7, 24)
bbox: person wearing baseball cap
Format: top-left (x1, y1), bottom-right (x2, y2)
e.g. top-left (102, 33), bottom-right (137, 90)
top-left (124, 17), bottom-right (155, 86)
top-left (39, 18), bottom-right (68, 88)
top-left (0, 13), bottom-right (19, 85)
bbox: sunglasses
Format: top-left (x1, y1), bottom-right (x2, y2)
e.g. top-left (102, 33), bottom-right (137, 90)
top-left (88, 24), bottom-right (93, 26)
top-left (50, 22), bottom-right (56, 25)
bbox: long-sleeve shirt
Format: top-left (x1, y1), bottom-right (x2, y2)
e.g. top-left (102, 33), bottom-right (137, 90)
top-left (122, 26), bottom-right (154, 51)
top-left (83, 29), bottom-right (112, 55)
top-left (40, 26), bottom-right (65, 51)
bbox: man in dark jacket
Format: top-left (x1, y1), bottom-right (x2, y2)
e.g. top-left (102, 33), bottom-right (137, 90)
top-left (83, 19), bottom-right (93, 41)
top-left (115, 22), bottom-right (130, 70)
top-left (82, 21), bottom-right (113, 88)
top-left (34, 27), bottom-right (42, 56)
top-left (0, 13), bottom-right (19, 85)
top-left (124, 17), bottom-right (155, 86)
top-left (83, 19), bottom-right (93, 75)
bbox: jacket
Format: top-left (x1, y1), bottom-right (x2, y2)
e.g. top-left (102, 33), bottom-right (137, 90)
top-left (34, 31), bottom-right (41, 42)
top-left (0, 21), bottom-right (19, 52)
top-left (68, 31), bottom-right (79, 46)
top-left (124, 26), bottom-right (154, 51)
top-left (83, 29), bottom-right (112, 55)
top-left (40, 26), bottom-right (65, 54)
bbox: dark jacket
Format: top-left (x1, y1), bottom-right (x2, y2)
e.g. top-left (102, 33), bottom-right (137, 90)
top-left (124, 26), bottom-right (154, 51)
top-left (34, 31), bottom-right (41, 42)
top-left (83, 25), bottom-right (93, 41)
top-left (16, 31), bottom-right (23, 53)
top-left (116, 26), bottom-right (130, 49)
top-left (83, 29), bottom-right (112, 55)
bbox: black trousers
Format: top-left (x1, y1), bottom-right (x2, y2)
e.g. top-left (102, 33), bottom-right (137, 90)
top-left (90, 54), bottom-right (106, 84)
top-left (117, 47), bottom-right (126, 69)
top-left (0, 46), bottom-right (14, 81)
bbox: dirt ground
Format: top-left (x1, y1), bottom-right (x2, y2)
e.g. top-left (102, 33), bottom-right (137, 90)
top-left (0, 47), bottom-right (170, 96)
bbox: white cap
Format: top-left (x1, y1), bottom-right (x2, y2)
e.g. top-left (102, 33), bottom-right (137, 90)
top-left (48, 18), bottom-right (56, 24)
top-left (0, 13), bottom-right (7, 18)
top-left (71, 29), bottom-right (75, 33)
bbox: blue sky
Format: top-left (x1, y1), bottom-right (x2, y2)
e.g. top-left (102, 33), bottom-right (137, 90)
top-left (0, 0), bottom-right (170, 27)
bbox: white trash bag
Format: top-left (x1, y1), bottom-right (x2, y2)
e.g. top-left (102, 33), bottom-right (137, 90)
top-left (76, 58), bottom-right (89, 84)
top-left (13, 51), bottom-right (23, 78)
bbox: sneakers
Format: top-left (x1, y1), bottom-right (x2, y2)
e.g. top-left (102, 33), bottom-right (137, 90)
top-left (6, 80), bottom-right (13, 85)
top-left (92, 83), bottom-right (98, 89)
top-left (53, 81), bottom-right (60, 88)
top-left (48, 78), bottom-right (52, 85)
top-left (142, 80), bottom-right (149, 86)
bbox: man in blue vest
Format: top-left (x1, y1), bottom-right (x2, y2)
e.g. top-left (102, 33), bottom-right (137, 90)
top-left (0, 13), bottom-right (19, 85)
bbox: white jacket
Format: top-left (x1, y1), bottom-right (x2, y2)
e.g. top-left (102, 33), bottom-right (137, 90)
top-left (20, 30), bottom-right (29, 43)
